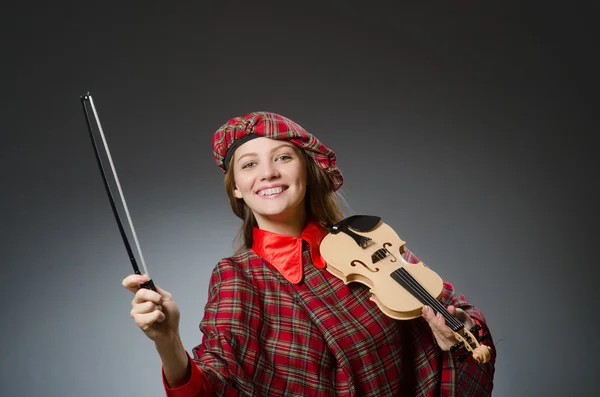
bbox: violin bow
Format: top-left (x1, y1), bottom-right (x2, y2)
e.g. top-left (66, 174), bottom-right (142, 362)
top-left (80, 92), bottom-right (156, 292)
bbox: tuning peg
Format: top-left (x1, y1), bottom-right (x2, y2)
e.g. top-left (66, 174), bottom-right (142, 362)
top-left (461, 332), bottom-right (472, 342)
top-left (450, 342), bottom-right (463, 353)
top-left (477, 332), bottom-right (489, 343)
top-left (469, 324), bottom-right (481, 335)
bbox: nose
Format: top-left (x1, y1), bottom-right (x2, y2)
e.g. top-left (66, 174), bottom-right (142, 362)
top-left (260, 161), bottom-right (280, 180)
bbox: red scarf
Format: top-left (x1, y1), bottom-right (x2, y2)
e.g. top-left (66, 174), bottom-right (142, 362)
top-left (251, 220), bottom-right (328, 284)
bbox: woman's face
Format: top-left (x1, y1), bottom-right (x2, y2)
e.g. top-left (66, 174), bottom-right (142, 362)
top-left (232, 137), bottom-right (307, 226)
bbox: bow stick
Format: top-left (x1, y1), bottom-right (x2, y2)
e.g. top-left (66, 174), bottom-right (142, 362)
top-left (80, 92), bottom-right (156, 291)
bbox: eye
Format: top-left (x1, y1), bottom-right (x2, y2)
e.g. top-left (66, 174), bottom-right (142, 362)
top-left (276, 154), bottom-right (293, 161)
top-left (241, 161), bottom-right (257, 169)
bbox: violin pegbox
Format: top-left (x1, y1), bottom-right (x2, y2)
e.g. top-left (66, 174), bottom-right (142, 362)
top-left (450, 323), bottom-right (492, 363)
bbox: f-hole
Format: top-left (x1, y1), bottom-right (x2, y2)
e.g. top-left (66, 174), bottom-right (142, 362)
top-left (351, 260), bottom-right (379, 272)
top-left (383, 242), bottom-right (397, 262)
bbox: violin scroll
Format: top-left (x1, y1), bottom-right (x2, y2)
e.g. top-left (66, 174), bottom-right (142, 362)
top-left (450, 324), bottom-right (492, 363)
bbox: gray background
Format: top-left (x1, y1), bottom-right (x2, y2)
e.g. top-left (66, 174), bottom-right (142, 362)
top-left (2, 2), bottom-right (598, 396)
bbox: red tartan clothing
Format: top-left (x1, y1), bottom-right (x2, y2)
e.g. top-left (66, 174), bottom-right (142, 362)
top-left (163, 225), bottom-right (496, 396)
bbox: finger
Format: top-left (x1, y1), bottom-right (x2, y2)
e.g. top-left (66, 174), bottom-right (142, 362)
top-left (423, 307), bottom-right (452, 334)
top-left (453, 308), bottom-right (467, 322)
top-left (132, 288), bottom-right (163, 305)
top-left (453, 307), bottom-right (475, 329)
top-left (122, 274), bottom-right (150, 293)
top-left (430, 313), bottom-right (455, 341)
top-left (130, 300), bottom-right (161, 315)
top-left (423, 307), bottom-right (452, 335)
top-left (422, 305), bottom-right (436, 322)
top-left (421, 305), bottom-right (430, 320)
top-left (133, 310), bottom-right (166, 330)
top-left (446, 305), bottom-right (472, 326)
top-left (434, 312), bottom-right (448, 330)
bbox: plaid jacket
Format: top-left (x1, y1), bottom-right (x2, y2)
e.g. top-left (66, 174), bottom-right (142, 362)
top-left (165, 245), bottom-right (495, 396)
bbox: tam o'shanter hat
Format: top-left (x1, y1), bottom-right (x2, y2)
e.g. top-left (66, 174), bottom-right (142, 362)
top-left (212, 111), bottom-right (343, 191)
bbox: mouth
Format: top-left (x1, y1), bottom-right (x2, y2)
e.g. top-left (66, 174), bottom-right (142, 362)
top-left (257, 186), bottom-right (288, 197)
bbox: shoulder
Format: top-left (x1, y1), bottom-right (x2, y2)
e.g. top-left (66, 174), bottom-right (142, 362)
top-left (207, 248), bottom-right (263, 288)
top-left (210, 248), bottom-right (253, 278)
top-left (203, 249), bottom-right (261, 303)
top-left (200, 251), bottom-right (267, 333)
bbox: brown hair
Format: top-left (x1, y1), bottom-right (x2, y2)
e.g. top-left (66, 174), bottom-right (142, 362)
top-left (224, 149), bottom-right (346, 253)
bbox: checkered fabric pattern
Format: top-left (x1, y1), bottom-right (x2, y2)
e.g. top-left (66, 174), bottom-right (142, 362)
top-left (211, 112), bottom-right (344, 191)
top-left (183, 246), bottom-right (495, 396)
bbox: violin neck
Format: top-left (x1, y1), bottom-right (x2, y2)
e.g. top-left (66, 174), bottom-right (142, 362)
top-left (390, 268), bottom-right (464, 332)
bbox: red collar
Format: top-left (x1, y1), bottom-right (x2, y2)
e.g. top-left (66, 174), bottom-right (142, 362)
top-left (251, 220), bottom-right (328, 284)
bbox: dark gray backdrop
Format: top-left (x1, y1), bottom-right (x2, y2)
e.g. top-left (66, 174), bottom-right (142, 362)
top-left (2, 2), bottom-right (598, 396)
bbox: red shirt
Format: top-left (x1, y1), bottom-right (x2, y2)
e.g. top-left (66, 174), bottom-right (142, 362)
top-left (163, 221), bottom-right (495, 396)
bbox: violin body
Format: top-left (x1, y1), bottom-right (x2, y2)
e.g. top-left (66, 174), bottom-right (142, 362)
top-left (320, 220), bottom-right (443, 320)
top-left (319, 215), bottom-right (492, 364)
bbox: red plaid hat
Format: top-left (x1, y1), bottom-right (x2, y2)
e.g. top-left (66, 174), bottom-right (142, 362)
top-left (212, 112), bottom-right (343, 191)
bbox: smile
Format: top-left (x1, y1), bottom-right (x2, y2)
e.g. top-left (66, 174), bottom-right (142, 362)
top-left (257, 186), bottom-right (287, 197)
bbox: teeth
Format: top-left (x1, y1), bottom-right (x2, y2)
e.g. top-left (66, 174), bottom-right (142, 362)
top-left (258, 187), bottom-right (284, 196)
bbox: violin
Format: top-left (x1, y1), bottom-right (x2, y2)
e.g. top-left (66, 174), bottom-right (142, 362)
top-left (319, 215), bottom-right (491, 364)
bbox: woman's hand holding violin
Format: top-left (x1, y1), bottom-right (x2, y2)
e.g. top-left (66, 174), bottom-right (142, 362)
top-left (422, 305), bottom-right (475, 352)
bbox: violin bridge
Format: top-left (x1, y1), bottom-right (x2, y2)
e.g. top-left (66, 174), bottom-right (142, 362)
top-left (371, 248), bottom-right (389, 264)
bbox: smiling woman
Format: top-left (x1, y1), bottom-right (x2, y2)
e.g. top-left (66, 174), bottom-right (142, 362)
top-left (230, 138), bottom-right (309, 236)
top-left (121, 112), bottom-right (496, 396)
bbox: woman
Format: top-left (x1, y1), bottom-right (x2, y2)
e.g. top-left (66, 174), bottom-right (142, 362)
top-left (122, 112), bottom-right (496, 396)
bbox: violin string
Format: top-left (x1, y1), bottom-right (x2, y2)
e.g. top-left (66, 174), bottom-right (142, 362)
top-left (398, 268), bottom-right (463, 329)
top-left (87, 95), bottom-right (151, 278)
top-left (355, 232), bottom-right (464, 330)
top-left (395, 270), bottom-right (462, 330)
top-left (393, 268), bottom-right (463, 330)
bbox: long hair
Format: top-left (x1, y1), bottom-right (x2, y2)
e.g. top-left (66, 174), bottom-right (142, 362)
top-left (224, 149), bottom-right (347, 254)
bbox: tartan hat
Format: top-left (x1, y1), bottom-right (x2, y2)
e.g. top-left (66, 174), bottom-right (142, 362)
top-left (212, 111), bottom-right (343, 191)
